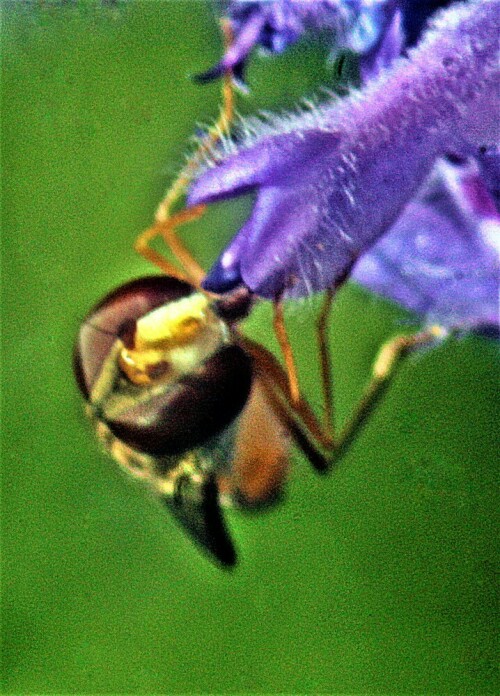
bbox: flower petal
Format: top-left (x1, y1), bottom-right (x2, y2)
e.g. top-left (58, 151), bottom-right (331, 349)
top-left (352, 158), bottom-right (500, 330)
top-left (476, 145), bottom-right (500, 207)
top-left (195, 8), bottom-right (266, 83)
top-left (188, 130), bottom-right (339, 205)
top-left (197, 0), bottom-right (397, 85)
top-left (198, 0), bottom-right (459, 86)
top-left (359, 7), bottom-right (404, 81)
top-left (191, 0), bottom-right (499, 300)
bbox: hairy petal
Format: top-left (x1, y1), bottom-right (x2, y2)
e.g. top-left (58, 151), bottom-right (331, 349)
top-left (190, 0), bottom-right (499, 299)
top-left (189, 130), bottom-right (339, 203)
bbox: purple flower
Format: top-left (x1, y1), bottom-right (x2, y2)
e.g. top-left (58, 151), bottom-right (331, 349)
top-left (197, 0), bottom-right (455, 85)
top-left (197, 0), bottom-right (401, 85)
top-left (188, 0), bottom-right (499, 331)
top-left (352, 156), bottom-right (500, 331)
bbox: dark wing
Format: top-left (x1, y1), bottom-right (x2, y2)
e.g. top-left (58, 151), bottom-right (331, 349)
top-left (163, 470), bottom-right (237, 569)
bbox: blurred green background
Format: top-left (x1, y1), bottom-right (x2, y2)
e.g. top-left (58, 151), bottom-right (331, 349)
top-left (2, 1), bottom-right (498, 693)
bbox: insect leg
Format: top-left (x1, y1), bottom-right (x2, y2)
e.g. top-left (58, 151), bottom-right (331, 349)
top-left (272, 297), bottom-right (301, 405)
top-left (134, 20), bottom-right (235, 287)
top-left (239, 335), bottom-right (332, 472)
top-left (134, 205), bottom-right (207, 284)
top-left (331, 325), bottom-right (447, 465)
top-left (316, 288), bottom-right (335, 435)
top-left (243, 322), bottom-right (446, 472)
top-left (272, 287), bottom-right (335, 431)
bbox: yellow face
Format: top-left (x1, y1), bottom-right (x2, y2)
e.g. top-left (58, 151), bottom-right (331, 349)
top-left (118, 292), bottom-right (229, 386)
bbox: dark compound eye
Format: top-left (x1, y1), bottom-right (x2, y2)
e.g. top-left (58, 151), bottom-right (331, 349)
top-left (106, 344), bottom-right (253, 456)
top-left (74, 276), bottom-right (254, 457)
top-left (74, 275), bottom-right (195, 399)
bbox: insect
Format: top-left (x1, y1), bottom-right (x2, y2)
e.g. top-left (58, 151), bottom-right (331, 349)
top-left (74, 274), bottom-right (288, 566)
top-left (74, 25), bottom-right (441, 568)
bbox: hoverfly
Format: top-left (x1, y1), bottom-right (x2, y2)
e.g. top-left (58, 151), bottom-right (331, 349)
top-left (73, 196), bottom-right (437, 570)
top-left (74, 25), bottom-right (439, 567)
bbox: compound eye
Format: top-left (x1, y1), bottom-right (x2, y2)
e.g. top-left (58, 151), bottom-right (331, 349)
top-left (74, 275), bottom-right (254, 457)
top-left (107, 344), bottom-right (253, 456)
top-left (74, 275), bottom-right (195, 399)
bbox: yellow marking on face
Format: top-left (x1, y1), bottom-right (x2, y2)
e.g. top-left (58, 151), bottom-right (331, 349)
top-left (135, 294), bottom-right (210, 350)
top-left (118, 347), bottom-right (170, 385)
top-left (117, 292), bottom-right (228, 387)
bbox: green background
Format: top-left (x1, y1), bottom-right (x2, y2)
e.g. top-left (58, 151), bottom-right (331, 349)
top-left (2, 1), bottom-right (498, 693)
